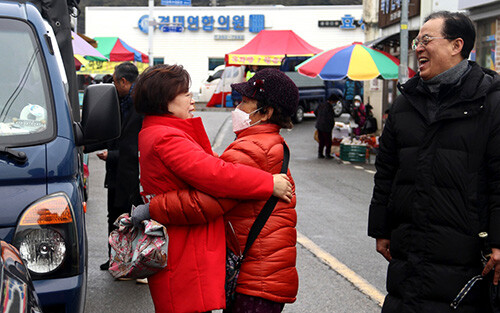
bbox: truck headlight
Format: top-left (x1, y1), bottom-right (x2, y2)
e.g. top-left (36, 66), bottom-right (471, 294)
top-left (19, 228), bottom-right (66, 273)
top-left (13, 193), bottom-right (80, 279)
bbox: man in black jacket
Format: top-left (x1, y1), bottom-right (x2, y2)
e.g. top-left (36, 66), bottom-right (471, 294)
top-left (87, 62), bottom-right (144, 270)
top-left (314, 92), bottom-right (341, 158)
top-left (368, 11), bottom-right (500, 313)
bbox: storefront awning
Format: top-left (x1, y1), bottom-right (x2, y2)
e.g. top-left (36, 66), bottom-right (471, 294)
top-left (364, 33), bottom-right (400, 49)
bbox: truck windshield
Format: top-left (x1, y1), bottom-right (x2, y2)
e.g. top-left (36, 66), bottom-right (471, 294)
top-left (0, 18), bottom-right (54, 145)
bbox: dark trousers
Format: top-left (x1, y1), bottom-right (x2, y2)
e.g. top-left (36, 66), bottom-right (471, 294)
top-left (224, 293), bottom-right (284, 313)
top-left (317, 130), bottom-right (332, 156)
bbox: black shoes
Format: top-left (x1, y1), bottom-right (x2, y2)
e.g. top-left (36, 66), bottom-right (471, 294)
top-left (326, 155), bottom-right (334, 159)
top-left (318, 154), bottom-right (325, 159)
top-left (100, 260), bottom-right (110, 270)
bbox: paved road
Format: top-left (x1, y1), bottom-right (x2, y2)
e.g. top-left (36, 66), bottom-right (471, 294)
top-left (84, 111), bottom-right (386, 313)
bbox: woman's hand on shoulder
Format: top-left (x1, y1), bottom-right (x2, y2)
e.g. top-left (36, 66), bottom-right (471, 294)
top-left (272, 173), bottom-right (292, 203)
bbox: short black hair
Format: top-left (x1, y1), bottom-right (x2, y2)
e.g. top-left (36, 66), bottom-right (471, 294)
top-left (424, 11), bottom-right (476, 59)
top-left (114, 62), bottom-right (139, 83)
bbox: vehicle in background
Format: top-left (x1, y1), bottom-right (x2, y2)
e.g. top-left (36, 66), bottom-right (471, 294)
top-left (0, 241), bottom-right (43, 313)
top-left (0, 1), bottom-right (120, 312)
top-left (283, 71), bottom-right (346, 123)
top-left (198, 65), bottom-right (245, 103)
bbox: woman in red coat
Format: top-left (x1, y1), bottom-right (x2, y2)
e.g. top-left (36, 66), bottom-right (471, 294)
top-left (137, 68), bottom-right (299, 313)
top-left (132, 65), bottom-right (293, 313)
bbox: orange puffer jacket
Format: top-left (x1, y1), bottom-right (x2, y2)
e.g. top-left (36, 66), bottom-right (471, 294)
top-left (150, 123), bottom-right (298, 304)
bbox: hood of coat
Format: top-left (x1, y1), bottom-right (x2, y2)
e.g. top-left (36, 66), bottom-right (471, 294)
top-left (398, 62), bottom-right (500, 122)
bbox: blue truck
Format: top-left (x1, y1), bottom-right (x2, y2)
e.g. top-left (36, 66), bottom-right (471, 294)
top-left (0, 1), bottom-right (120, 312)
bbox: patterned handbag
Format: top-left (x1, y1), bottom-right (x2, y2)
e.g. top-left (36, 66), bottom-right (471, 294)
top-left (108, 212), bottom-right (168, 279)
top-left (225, 143), bottom-right (290, 311)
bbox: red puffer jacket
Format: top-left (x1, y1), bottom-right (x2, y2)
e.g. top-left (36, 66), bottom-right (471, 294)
top-left (139, 115), bottom-right (274, 313)
top-left (150, 123), bottom-right (298, 304)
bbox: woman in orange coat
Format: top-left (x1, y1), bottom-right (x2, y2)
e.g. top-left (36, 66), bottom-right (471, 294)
top-left (132, 65), bottom-right (293, 313)
top-left (137, 68), bottom-right (299, 312)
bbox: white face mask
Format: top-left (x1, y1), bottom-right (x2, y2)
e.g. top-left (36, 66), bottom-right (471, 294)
top-left (231, 108), bottom-right (261, 133)
top-left (354, 101), bottom-right (361, 108)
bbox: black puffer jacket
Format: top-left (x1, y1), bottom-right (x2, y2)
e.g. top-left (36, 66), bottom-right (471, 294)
top-left (315, 101), bottom-right (335, 132)
top-left (368, 62), bottom-right (500, 313)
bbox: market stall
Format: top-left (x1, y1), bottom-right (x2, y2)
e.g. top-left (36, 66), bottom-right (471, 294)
top-left (77, 37), bottom-right (149, 75)
top-left (296, 42), bottom-right (415, 162)
top-left (207, 30), bottom-right (322, 107)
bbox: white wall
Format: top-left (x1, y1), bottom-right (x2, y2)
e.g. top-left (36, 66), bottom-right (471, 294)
top-left (85, 5), bottom-right (364, 96)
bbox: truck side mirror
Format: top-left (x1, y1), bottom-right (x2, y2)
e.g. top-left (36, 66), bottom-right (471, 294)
top-left (74, 84), bottom-right (121, 146)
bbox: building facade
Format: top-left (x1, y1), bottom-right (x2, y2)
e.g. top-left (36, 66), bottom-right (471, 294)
top-left (85, 5), bottom-right (364, 99)
top-left (459, 0), bottom-right (500, 73)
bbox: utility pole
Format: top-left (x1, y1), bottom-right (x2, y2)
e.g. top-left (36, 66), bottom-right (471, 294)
top-left (148, 0), bottom-right (154, 67)
top-left (399, 0), bottom-right (409, 84)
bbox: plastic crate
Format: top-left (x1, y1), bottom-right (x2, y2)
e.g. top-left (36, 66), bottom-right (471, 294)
top-left (340, 144), bottom-right (368, 162)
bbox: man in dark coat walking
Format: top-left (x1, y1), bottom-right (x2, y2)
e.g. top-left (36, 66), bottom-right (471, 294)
top-left (368, 11), bottom-right (500, 313)
top-left (85, 62), bottom-right (144, 270)
top-left (314, 91), bottom-right (342, 158)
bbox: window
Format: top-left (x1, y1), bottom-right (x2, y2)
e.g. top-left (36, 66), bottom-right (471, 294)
top-left (0, 18), bottom-right (54, 145)
top-left (153, 57), bottom-right (164, 66)
top-left (475, 19), bottom-right (496, 71)
top-left (208, 58), bottom-right (224, 71)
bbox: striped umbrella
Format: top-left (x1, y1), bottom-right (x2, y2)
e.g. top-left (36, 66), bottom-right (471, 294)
top-left (93, 37), bottom-right (149, 63)
top-left (295, 42), bottom-right (401, 81)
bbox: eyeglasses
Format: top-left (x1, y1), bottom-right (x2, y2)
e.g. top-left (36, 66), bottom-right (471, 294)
top-left (411, 35), bottom-right (448, 50)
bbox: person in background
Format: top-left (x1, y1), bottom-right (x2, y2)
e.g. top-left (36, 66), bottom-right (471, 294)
top-left (101, 74), bottom-right (113, 84)
top-left (368, 11), bottom-right (500, 312)
top-left (314, 92), bottom-right (342, 158)
top-left (130, 64), bottom-right (293, 313)
top-left (350, 95), bottom-right (366, 136)
top-left (84, 62), bottom-right (144, 272)
top-left (245, 64), bottom-right (258, 81)
top-left (361, 103), bottom-right (377, 135)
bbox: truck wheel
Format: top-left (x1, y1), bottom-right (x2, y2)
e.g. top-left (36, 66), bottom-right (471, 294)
top-left (294, 105), bottom-right (305, 123)
top-left (333, 100), bottom-right (343, 117)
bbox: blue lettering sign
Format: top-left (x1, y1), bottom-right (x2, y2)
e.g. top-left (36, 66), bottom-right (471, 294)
top-left (340, 14), bottom-right (356, 29)
top-left (232, 15), bottom-right (244, 31)
top-left (218, 15), bottom-right (230, 30)
top-left (202, 16), bottom-right (215, 31)
top-left (161, 0), bottom-right (191, 6)
top-left (187, 16), bottom-right (199, 30)
top-left (358, 17), bottom-right (365, 31)
top-left (137, 14), bottom-right (269, 34)
top-left (249, 15), bottom-right (265, 33)
top-left (138, 15), bottom-right (151, 34)
top-left (173, 16), bottom-right (185, 28)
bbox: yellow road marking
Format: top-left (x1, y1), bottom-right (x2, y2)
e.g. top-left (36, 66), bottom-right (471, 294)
top-left (297, 231), bottom-right (385, 307)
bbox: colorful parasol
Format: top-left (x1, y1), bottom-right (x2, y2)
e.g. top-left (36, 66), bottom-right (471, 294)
top-left (296, 42), bottom-right (402, 81)
top-left (72, 31), bottom-right (107, 70)
top-left (93, 37), bottom-right (149, 63)
top-left (72, 31), bottom-right (107, 60)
